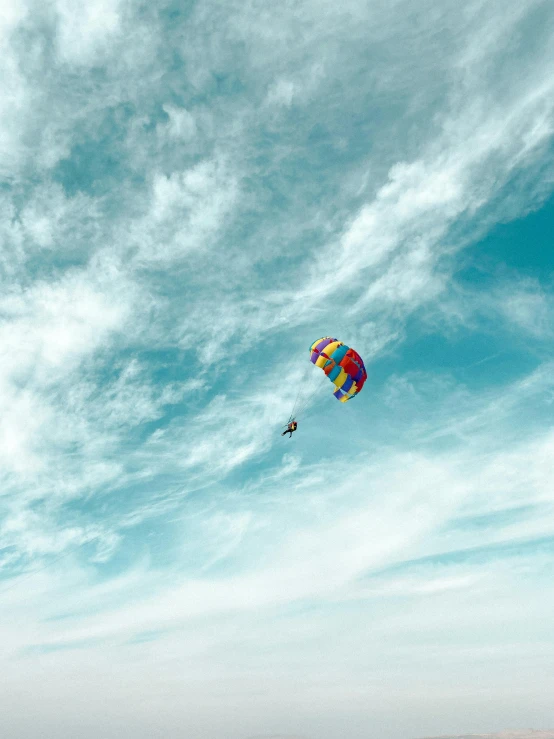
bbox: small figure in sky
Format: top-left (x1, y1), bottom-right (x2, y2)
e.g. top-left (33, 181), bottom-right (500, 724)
top-left (282, 420), bottom-right (298, 438)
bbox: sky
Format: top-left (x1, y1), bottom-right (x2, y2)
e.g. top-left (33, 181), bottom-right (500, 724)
top-left (1, 1), bottom-right (554, 738)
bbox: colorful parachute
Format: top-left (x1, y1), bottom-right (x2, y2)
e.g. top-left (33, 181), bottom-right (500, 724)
top-left (309, 337), bottom-right (367, 402)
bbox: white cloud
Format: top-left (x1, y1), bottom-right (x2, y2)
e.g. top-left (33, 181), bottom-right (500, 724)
top-left (130, 158), bottom-right (240, 264)
top-left (0, 0), bottom-right (29, 175)
top-left (0, 267), bottom-right (129, 383)
top-left (5, 358), bottom-right (554, 640)
top-left (169, 44), bottom-right (554, 366)
top-left (265, 79), bottom-right (296, 108)
top-left (159, 104), bottom-right (196, 141)
top-left (54, 0), bottom-right (122, 65)
top-left (17, 184), bottom-right (100, 253)
top-left (499, 285), bottom-right (553, 338)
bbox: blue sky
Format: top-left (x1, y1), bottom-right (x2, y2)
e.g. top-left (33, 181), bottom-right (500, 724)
top-left (1, 1), bottom-right (554, 738)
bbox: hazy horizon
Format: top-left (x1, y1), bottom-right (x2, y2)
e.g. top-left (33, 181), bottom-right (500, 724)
top-left (419, 731), bottom-right (554, 739)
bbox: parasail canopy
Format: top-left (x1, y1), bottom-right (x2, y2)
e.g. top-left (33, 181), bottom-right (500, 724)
top-left (309, 336), bottom-right (367, 402)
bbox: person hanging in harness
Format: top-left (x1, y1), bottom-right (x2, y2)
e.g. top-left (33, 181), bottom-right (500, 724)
top-left (282, 420), bottom-right (298, 438)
